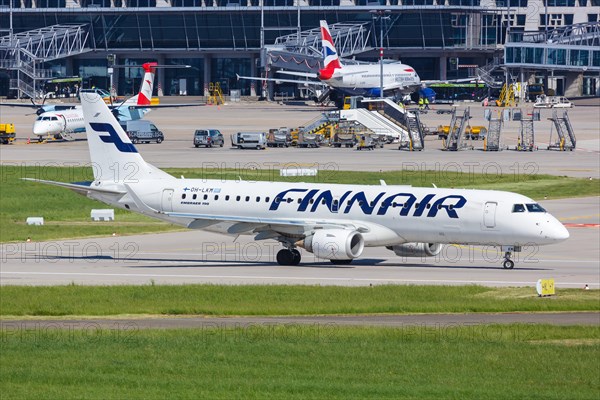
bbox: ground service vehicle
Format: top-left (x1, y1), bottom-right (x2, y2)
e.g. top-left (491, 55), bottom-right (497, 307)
top-left (231, 132), bottom-right (267, 149)
top-left (267, 128), bottom-right (292, 147)
top-left (119, 120), bottom-right (164, 144)
top-left (0, 123), bottom-right (16, 144)
top-left (194, 129), bottom-right (224, 148)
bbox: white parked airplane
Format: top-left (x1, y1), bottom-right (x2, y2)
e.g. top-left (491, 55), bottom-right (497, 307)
top-left (238, 20), bottom-right (422, 98)
top-left (31, 63), bottom-right (158, 141)
top-left (26, 92), bottom-right (569, 268)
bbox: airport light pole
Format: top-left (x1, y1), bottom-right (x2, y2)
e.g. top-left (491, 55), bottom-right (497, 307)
top-left (371, 10), bottom-right (391, 99)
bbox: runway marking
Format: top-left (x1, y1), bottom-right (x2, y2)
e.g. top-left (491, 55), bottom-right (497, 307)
top-left (1, 271), bottom-right (598, 286)
top-left (559, 214), bottom-right (600, 221)
top-left (564, 223), bottom-right (600, 228)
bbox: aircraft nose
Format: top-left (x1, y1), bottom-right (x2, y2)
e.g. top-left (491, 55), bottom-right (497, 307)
top-left (32, 122), bottom-right (46, 136)
top-left (552, 222), bottom-right (570, 242)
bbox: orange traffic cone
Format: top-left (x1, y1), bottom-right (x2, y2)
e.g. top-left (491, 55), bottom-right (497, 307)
top-left (27, 137), bottom-right (31, 144)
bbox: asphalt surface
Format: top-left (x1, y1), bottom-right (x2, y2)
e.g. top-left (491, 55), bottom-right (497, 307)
top-left (2, 312), bottom-right (598, 330)
top-left (0, 99), bottom-right (598, 288)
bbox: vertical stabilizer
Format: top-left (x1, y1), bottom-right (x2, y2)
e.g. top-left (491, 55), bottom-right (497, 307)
top-left (318, 20), bottom-right (343, 80)
top-left (81, 93), bottom-right (173, 183)
top-left (123, 62), bottom-right (156, 106)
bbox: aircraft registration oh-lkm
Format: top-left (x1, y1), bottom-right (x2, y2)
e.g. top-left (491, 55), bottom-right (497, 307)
top-left (25, 92), bottom-right (569, 268)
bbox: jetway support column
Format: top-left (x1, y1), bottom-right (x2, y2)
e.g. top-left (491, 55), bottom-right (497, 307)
top-left (439, 56), bottom-right (447, 81)
top-left (204, 56), bottom-right (212, 97)
top-left (156, 54), bottom-right (165, 96)
top-left (250, 55), bottom-right (258, 97)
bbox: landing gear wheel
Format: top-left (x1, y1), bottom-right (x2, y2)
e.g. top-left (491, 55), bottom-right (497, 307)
top-left (503, 259), bottom-right (514, 269)
top-left (330, 259), bottom-right (353, 265)
top-left (277, 249), bottom-right (300, 266)
top-left (291, 249), bottom-right (301, 266)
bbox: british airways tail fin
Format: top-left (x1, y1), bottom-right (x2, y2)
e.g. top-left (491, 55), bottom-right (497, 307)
top-left (318, 20), bottom-right (343, 80)
top-left (81, 92), bottom-right (173, 183)
top-left (123, 62), bottom-right (156, 106)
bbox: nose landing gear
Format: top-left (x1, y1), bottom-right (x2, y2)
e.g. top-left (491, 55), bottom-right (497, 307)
top-left (502, 254), bottom-right (515, 269)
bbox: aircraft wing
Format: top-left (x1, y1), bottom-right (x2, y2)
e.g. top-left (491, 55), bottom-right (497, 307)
top-left (236, 74), bottom-right (326, 87)
top-left (277, 70), bottom-right (319, 79)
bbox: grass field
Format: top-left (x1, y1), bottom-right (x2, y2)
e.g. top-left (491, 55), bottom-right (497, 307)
top-left (1, 165), bottom-right (598, 243)
top-left (1, 285), bottom-right (598, 317)
top-left (1, 325), bottom-right (599, 399)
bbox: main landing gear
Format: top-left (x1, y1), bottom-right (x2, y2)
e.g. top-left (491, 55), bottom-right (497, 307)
top-left (276, 248), bottom-right (301, 266)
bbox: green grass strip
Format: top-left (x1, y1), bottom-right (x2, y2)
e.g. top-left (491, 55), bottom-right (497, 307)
top-left (1, 324), bottom-right (599, 399)
top-left (1, 166), bottom-right (598, 243)
top-left (1, 285), bottom-right (598, 317)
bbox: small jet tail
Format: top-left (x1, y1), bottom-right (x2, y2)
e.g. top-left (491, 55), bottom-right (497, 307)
top-left (81, 92), bottom-right (173, 183)
top-left (123, 62), bottom-right (156, 106)
top-left (318, 20), bottom-right (343, 80)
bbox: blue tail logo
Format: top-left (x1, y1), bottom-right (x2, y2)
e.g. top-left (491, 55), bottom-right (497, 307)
top-left (89, 122), bottom-right (138, 153)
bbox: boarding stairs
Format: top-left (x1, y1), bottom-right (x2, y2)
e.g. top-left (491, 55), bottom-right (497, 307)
top-left (475, 57), bottom-right (503, 89)
top-left (339, 108), bottom-right (408, 144)
top-left (484, 118), bottom-right (502, 151)
top-left (547, 110), bottom-right (576, 151)
top-left (361, 98), bottom-right (424, 150)
top-left (444, 108), bottom-right (471, 151)
top-left (517, 118), bottom-right (536, 151)
top-left (0, 24), bottom-right (90, 99)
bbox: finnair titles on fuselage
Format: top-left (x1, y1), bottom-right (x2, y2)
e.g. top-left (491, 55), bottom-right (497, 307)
top-left (26, 93), bottom-right (569, 268)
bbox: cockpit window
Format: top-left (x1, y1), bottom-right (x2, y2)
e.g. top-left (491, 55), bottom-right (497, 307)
top-left (50, 117), bottom-right (58, 121)
top-left (526, 203), bottom-right (546, 212)
top-left (512, 204), bottom-right (525, 212)
top-left (36, 116), bottom-right (42, 121)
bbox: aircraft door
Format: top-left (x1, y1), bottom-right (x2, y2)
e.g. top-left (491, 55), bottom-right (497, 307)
top-left (161, 189), bottom-right (174, 212)
top-left (483, 202), bottom-right (497, 228)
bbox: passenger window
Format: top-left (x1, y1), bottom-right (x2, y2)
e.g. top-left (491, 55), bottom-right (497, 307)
top-left (512, 204), bottom-right (525, 212)
top-left (182, 194), bottom-right (186, 199)
top-left (236, 196), bottom-right (241, 201)
top-left (225, 195), bottom-right (230, 201)
top-left (203, 195), bottom-right (208, 200)
top-left (256, 196), bottom-right (261, 202)
top-left (245, 196), bottom-right (250, 202)
top-left (214, 195), bottom-right (219, 200)
top-left (192, 194), bottom-right (197, 200)
top-left (265, 197), bottom-right (270, 202)
top-left (526, 203), bottom-right (546, 212)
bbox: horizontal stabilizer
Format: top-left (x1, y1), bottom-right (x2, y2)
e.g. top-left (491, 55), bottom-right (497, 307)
top-left (22, 178), bottom-right (126, 195)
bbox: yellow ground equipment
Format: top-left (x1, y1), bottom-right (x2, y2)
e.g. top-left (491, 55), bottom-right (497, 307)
top-left (465, 125), bottom-right (487, 140)
top-left (495, 83), bottom-right (516, 107)
top-left (0, 123), bottom-right (16, 144)
top-left (207, 82), bottom-right (224, 105)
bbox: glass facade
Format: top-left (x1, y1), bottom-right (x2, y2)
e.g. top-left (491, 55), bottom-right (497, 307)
top-left (547, 48), bottom-right (566, 65)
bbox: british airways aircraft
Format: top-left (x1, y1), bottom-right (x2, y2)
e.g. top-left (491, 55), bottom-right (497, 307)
top-left (238, 20), bottom-right (422, 98)
top-left (26, 92), bottom-right (569, 268)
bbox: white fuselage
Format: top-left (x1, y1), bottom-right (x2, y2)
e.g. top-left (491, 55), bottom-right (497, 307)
top-left (324, 63), bottom-right (421, 96)
top-left (93, 179), bottom-right (568, 248)
top-left (33, 109), bottom-right (86, 137)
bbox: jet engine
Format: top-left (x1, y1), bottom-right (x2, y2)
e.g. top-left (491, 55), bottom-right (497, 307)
top-left (300, 229), bottom-right (364, 260)
top-left (389, 243), bottom-right (443, 257)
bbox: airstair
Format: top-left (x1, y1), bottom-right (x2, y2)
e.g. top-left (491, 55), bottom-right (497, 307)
top-left (339, 108), bottom-right (408, 144)
top-left (484, 118), bottom-right (503, 151)
top-left (547, 110), bottom-right (576, 151)
top-left (517, 118), bottom-right (536, 151)
top-left (361, 98), bottom-right (424, 150)
top-left (444, 108), bottom-right (471, 151)
top-left (0, 24), bottom-right (90, 99)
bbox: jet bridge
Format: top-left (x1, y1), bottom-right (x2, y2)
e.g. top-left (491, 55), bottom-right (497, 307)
top-left (0, 24), bottom-right (91, 99)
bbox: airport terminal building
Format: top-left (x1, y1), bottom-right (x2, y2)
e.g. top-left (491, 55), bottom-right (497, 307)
top-left (0, 0), bottom-right (598, 98)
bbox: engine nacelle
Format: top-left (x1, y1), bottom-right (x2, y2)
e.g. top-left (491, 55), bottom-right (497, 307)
top-left (300, 229), bottom-right (364, 260)
top-left (389, 243), bottom-right (443, 258)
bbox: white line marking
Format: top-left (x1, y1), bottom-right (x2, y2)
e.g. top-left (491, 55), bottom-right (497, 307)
top-left (1, 271), bottom-right (598, 286)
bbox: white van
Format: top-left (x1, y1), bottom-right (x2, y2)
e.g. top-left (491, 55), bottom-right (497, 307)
top-left (231, 132), bottom-right (267, 149)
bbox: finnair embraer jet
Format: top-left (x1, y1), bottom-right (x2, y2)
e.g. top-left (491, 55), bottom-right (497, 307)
top-left (26, 93), bottom-right (569, 268)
